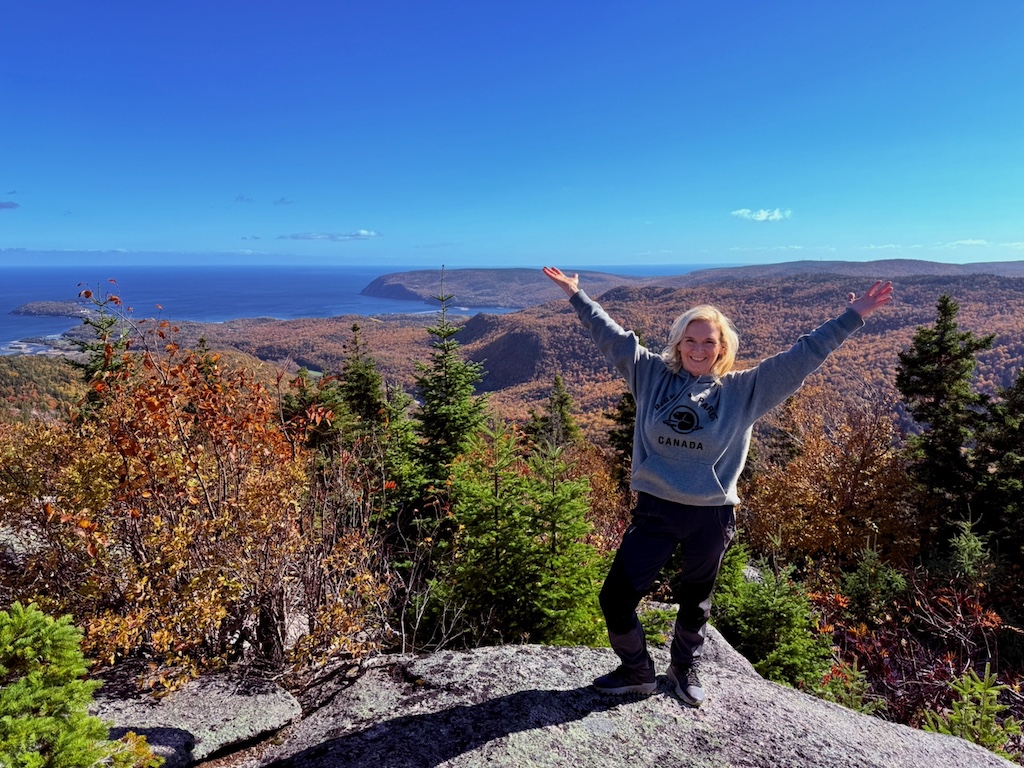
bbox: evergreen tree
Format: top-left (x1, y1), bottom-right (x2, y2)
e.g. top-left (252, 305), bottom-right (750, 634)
top-left (70, 287), bottom-right (138, 417)
top-left (436, 422), bottom-right (602, 646)
top-left (341, 323), bottom-right (387, 429)
top-left (525, 440), bottom-right (604, 644)
top-left (604, 389), bottom-right (636, 491)
top-left (0, 603), bottom-right (158, 768)
top-left (525, 374), bottom-right (583, 449)
top-left (380, 381), bottom-right (427, 505)
top-left (281, 368), bottom-right (353, 456)
top-left (895, 294), bottom-right (993, 545)
top-left (711, 556), bottom-right (832, 688)
top-left (975, 369), bottom-right (1024, 558)
top-left (412, 280), bottom-right (487, 485)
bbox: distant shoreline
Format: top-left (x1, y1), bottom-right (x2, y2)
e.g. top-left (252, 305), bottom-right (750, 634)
top-left (5, 259), bottom-right (1024, 356)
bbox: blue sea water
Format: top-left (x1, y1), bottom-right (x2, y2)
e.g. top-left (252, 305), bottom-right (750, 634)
top-left (0, 263), bottom-right (724, 353)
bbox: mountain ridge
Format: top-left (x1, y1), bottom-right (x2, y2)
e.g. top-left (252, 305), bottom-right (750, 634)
top-left (360, 259), bottom-right (1024, 308)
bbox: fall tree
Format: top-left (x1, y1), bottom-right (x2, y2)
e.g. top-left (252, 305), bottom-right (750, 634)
top-left (742, 385), bottom-right (918, 573)
top-left (0, 294), bottom-right (388, 684)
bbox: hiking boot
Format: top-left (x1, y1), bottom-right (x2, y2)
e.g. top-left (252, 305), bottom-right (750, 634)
top-left (593, 662), bottom-right (657, 695)
top-left (667, 662), bottom-right (705, 707)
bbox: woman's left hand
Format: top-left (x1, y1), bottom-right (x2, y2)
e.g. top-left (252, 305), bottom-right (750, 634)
top-left (848, 281), bottom-right (894, 319)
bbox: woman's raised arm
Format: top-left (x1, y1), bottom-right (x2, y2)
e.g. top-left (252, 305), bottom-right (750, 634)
top-left (543, 266), bottom-right (580, 298)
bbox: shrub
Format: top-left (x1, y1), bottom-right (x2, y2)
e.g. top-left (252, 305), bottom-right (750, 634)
top-left (814, 658), bottom-right (887, 716)
top-left (841, 547), bottom-right (907, 626)
top-left (639, 604), bottom-right (677, 647)
top-left (923, 663), bottom-right (1022, 761)
top-left (712, 547), bottom-right (832, 688)
top-left (0, 602), bottom-right (160, 768)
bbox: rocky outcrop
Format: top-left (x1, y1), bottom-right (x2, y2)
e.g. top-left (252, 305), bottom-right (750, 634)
top-left (94, 628), bottom-right (1014, 768)
top-left (91, 666), bottom-right (301, 768)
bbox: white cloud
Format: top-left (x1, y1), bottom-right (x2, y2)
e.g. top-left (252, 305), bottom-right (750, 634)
top-left (277, 230), bottom-right (381, 242)
top-left (945, 239), bottom-right (992, 248)
top-left (731, 208), bottom-right (792, 222)
top-left (862, 243), bottom-right (926, 250)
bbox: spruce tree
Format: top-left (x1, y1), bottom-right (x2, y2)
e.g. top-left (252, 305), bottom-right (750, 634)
top-left (439, 422), bottom-right (602, 646)
top-left (526, 440), bottom-right (604, 645)
top-left (525, 374), bottom-right (583, 449)
top-left (281, 368), bottom-right (354, 456)
top-left (605, 389), bottom-right (636, 491)
top-left (895, 294), bottom-right (993, 545)
top-left (412, 280), bottom-right (487, 485)
top-left (975, 368), bottom-right (1024, 557)
top-left (341, 323), bottom-right (387, 429)
top-left (0, 603), bottom-right (158, 768)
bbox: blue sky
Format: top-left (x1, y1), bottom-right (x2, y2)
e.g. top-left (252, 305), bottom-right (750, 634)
top-left (2, 1), bottom-right (1022, 268)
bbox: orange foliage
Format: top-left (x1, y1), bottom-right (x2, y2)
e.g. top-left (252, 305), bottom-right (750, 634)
top-left (0, 325), bottom-right (388, 686)
top-left (741, 385), bottom-right (920, 572)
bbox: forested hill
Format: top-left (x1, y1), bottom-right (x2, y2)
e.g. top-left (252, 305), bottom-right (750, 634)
top-left (360, 259), bottom-right (1024, 308)
top-left (16, 263), bottom-right (1024, 434)
top-left (146, 268), bottom-right (1024, 434)
top-left (360, 268), bottom-right (664, 308)
top-left (454, 271), bottom-right (1024, 427)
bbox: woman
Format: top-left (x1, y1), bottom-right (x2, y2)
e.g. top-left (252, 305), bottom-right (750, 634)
top-left (542, 266), bottom-right (893, 707)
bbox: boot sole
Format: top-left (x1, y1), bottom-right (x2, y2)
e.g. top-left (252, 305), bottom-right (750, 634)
top-left (593, 681), bottom-right (658, 695)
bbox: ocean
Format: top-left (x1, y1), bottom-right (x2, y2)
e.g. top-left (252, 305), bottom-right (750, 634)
top-left (0, 264), bottom-right (455, 352)
top-left (0, 263), bottom-right (718, 353)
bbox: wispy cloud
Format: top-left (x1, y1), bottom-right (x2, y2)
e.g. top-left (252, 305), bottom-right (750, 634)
top-left (945, 239), bottom-right (991, 248)
top-left (277, 230), bottom-right (382, 242)
top-left (862, 243), bottom-right (925, 250)
top-left (273, 197), bottom-right (295, 206)
top-left (241, 235), bottom-right (262, 240)
top-left (0, 201), bottom-right (20, 211)
top-left (5, 190), bottom-right (16, 195)
top-left (731, 208), bottom-right (792, 222)
top-left (235, 194), bottom-right (254, 203)
top-left (861, 239), bottom-right (1024, 253)
top-left (943, 239), bottom-right (1024, 251)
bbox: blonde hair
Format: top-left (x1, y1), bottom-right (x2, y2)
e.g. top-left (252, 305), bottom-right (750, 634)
top-left (661, 304), bottom-right (739, 377)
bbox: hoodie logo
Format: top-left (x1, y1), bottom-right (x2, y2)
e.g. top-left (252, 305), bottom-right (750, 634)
top-left (664, 405), bottom-right (701, 435)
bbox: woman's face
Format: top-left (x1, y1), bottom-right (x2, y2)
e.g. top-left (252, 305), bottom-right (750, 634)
top-left (677, 319), bottom-right (722, 377)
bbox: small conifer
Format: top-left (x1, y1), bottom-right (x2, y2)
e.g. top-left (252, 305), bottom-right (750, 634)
top-left (0, 603), bottom-right (160, 768)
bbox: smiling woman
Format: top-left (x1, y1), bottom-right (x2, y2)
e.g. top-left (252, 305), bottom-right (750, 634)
top-left (541, 265), bottom-right (892, 708)
top-left (662, 306), bottom-right (738, 378)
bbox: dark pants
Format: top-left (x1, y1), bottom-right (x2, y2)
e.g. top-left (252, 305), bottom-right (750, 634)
top-left (599, 493), bottom-right (736, 669)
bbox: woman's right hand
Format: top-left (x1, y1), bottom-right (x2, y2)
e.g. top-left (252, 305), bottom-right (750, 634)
top-left (542, 266), bottom-right (580, 298)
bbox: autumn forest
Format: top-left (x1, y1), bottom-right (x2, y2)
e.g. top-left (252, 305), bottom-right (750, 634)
top-left (2, 262), bottom-right (1024, 761)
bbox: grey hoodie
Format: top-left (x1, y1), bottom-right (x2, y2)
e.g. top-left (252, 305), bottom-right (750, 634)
top-left (570, 289), bottom-right (864, 507)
